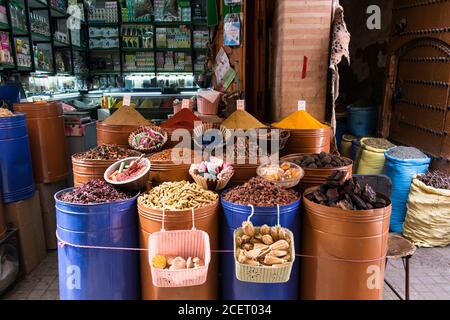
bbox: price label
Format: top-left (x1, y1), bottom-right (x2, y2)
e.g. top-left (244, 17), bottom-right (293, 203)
top-left (182, 99), bottom-right (190, 109)
top-left (297, 100), bottom-right (306, 111)
top-left (237, 100), bottom-right (245, 110)
top-left (123, 95), bottom-right (131, 107)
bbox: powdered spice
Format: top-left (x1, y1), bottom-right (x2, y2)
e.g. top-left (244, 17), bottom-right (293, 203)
top-left (102, 106), bottom-right (150, 126)
top-left (272, 110), bottom-right (326, 130)
top-left (222, 110), bottom-right (266, 130)
top-left (160, 108), bottom-right (201, 130)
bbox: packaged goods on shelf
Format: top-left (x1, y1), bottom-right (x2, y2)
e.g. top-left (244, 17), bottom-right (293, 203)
top-left (30, 12), bottom-right (50, 37)
top-left (156, 27), bottom-right (191, 49)
top-left (154, 0), bottom-right (191, 22)
top-left (194, 30), bottom-right (209, 49)
top-left (122, 25), bottom-right (154, 48)
top-left (15, 39), bottom-right (31, 68)
top-left (88, 1), bottom-right (118, 23)
top-left (50, 0), bottom-right (67, 12)
top-left (9, 1), bottom-right (27, 32)
top-left (33, 45), bottom-right (53, 72)
top-left (0, 32), bottom-right (12, 65)
top-left (124, 52), bottom-right (155, 72)
top-left (0, 5), bottom-right (7, 25)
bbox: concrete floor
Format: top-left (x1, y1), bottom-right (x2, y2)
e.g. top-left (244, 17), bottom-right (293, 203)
top-left (1, 246), bottom-right (449, 300)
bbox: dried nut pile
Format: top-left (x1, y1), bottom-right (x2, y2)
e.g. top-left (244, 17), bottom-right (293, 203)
top-left (293, 152), bottom-right (352, 169)
top-left (57, 179), bottom-right (133, 204)
top-left (149, 148), bottom-right (197, 162)
top-left (139, 181), bottom-right (218, 210)
top-left (223, 177), bottom-right (299, 206)
top-left (152, 255), bottom-right (205, 270)
top-left (73, 144), bottom-right (140, 161)
top-left (235, 220), bottom-right (292, 267)
top-left (417, 171), bottom-right (450, 190)
top-left (259, 162), bottom-right (302, 182)
top-left (305, 171), bottom-right (389, 210)
top-left (0, 108), bottom-right (15, 117)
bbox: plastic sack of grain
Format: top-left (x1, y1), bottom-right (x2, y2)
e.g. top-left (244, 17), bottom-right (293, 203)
top-left (403, 177), bottom-right (450, 247)
top-left (383, 149), bottom-right (430, 232)
top-left (356, 138), bottom-right (395, 175)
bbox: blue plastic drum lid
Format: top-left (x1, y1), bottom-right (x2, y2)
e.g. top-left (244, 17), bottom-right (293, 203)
top-left (346, 105), bottom-right (378, 137)
top-left (220, 195), bottom-right (301, 300)
top-left (55, 189), bottom-right (140, 300)
top-left (383, 151), bottom-right (430, 233)
top-left (0, 113), bottom-right (35, 203)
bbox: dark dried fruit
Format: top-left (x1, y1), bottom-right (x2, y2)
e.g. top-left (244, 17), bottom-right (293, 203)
top-left (73, 144), bottom-right (141, 161)
top-left (417, 170), bottom-right (450, 190)
top-left (293, 153), bottom-right (352, 169)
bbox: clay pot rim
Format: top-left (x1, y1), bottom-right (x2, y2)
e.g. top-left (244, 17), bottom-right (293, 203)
top-left (137, 198), bottom-right (219, 216)
top-left (281, 154), bottom-right (353, 172)
top-left (303, 186), bottom-right (392, 218)
top-left (97, 122), bottom-right (143, 128)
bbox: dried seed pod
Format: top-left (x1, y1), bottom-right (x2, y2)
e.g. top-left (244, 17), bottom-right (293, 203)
top-left (270, 227), bottom-right (279, 242)
top-left (237, 250), bottom-right (247, 264)
top-left (250, 237), bottom-right (263, 244)
top-left (277, 228), bottom-right (287, 240)
top-left (242, 221), bottom-right (255, 237)
top-left (244, 259), bottom-right (261, 266)
top-left (241, 235), bottom-right (251, 243)
top-left (262, 234), bottom-right (274, 245)
top-left (243, 243), bottom-right (253, 251)
top-left (264, 255), bottom-right (285, 265)
top-left (186, 257), bottom-right (194, 269)
top-left (244, 249), bottom-right (262, 260)
top-left (193, 257), bottom-right (204, 268)
top-left (270, 240), bottom-right (290, 251)
top-left (236, 236), bottom-right (243, 247)
top-left (166, 256), bottom-right (175, 266)
top-left (268, 250), bottom-right (288, 257)
top-left (254, 233), bottom-right (263, 240)
top-left (282, 255), bottom-right (291, 262)
top-left (260, 224), bottom-right (270, 235)
top-left (253, 243), bottom-right (269, 251)
top-left (170, 257), bottom-right (186, 270)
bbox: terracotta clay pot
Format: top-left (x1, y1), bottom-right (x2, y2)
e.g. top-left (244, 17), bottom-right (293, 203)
top-left (282, 127), bottom-right (331, 156)
top-left (301, 187), bottom-right (391, 300)
top-left (97, 122), bottom-right (140, 148)
top-left (148, 160), bottom-right (193, 186)
top-left (13, 101), bottom-right (68, 183)
top-left (0, 202), bottom-right (7, 240)
top-left (227, 162), bottom-right (259, 188)
top-left (281, 154), bottom-right (353, 193)
top-left (72, 158), bottom-right (119, 186)
top-left (138, 200), bottom-right (219, 300)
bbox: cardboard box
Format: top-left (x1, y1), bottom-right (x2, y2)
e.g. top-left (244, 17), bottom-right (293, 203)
top-left (37, 180), bottom-right (68, 250)
top-left (5, 192), bottom-right (47, 274)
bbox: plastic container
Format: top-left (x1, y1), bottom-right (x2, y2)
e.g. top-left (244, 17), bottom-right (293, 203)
top-left (356, 138), bottom-right (392, 175)
top-left (256, 162), bottom-right (304, 189)
top-left (346, 105), bottom-right (378, 137)
top-left (13, 101), bottom-right (68, 183)
top-left (138, 200), bottom-right (219, 300)
top-left (383, 150), bottom-right (431, 232)
top-left (0, 113), bottom-right (35, 203)
top-left (221, 196), bottom-right (301, 300)
top-left (301, 188), bottom-right (391, 300)
top-left (55, 190), bottom-right (140, 300)
top-left (281, 154), bottom-right (353, 193)
top-left (197, 90), bottom-right (221, 115)
top-left (104, 157), bottom-right (151, 192)
top-left (97, 122), bottom-right (140, 148)
top-left (282, 126), bottom-right (331, 156)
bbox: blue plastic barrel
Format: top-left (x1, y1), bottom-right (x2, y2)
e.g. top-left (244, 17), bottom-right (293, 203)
top-left (0, 113), bottom-right (35, 203)
top-left (221, 195), bottom-right (301, 300)
top-left (383, 150), bottom-right (430, 232)
top-left (55, 190), bottom-right (140, 300)
top-left (347, 105), bottom-right (378, 137)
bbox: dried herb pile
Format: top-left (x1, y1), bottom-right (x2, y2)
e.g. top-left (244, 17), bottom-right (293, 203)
top-left (305, 171), bottom-right (389, 210)
top-left (57, 179), bottom-right (133, 204)
top-left (417, 171), bottom-right (450, 190)
top-left (73, 145), bottom-right (140, 161)
top-left (223, 177), bottom-right (299, 206)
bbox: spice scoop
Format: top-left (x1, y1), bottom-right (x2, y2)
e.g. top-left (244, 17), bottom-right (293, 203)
top-left (104, 156), bottom-right (151, 192)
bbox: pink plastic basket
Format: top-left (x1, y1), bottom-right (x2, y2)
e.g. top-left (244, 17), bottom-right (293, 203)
top-left (197, 90), bottom-right (221, 115)
top-left (148, 209), bottom-right (211, 288)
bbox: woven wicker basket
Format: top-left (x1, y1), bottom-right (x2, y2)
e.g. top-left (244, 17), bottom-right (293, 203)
top-left (193, 123), bottom-right (232, 151)
top-left (233, 226), bottom-right (295, 283)
top-left (128, 126), bottom-right (168, 153)
top-left (189, 164), bottom-right (234, 191)
top-left (256, 128), bottom-right (291, 151)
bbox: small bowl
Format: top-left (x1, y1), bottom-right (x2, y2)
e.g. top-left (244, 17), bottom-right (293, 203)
top-left (104, 157), bottom-right (151, 192)
top-left (257, 161), bottom-right (304, 189)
